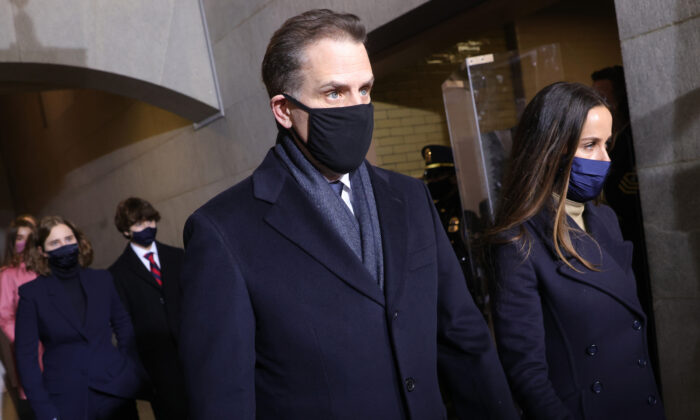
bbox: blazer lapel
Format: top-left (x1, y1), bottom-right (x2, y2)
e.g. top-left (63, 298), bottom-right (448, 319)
top-left (46, 275), bottom-right (88, 340)
top-left (367, 165), bottom-right (408, 310)
top-left (255, 152), bottom-right (385, 307)
top-left (123, 245), bottom-right (161, 291)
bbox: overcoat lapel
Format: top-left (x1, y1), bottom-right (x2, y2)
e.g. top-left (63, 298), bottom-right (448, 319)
top-left (367, 165), bottom-right (408, 310)
top-left (256, 154), bottom-right (385, 307)
top-left (46, 275), bottom-right (88, 340)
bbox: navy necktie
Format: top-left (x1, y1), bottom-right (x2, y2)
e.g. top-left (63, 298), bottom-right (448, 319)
top-left (330, 180), bottom-right (343, 197)
top-left (144, 252), bottom-right (162, 286)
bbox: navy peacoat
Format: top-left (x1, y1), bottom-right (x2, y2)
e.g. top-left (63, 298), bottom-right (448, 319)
top-left (15, 268), bottom-right (149, 420)
top-left (179, 149), bottom-right (518, 420)
top-left (491, 202), bottom-right (665, 420)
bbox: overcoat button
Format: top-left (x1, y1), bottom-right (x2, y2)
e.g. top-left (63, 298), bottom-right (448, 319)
top-left (393, 311), bottom-right (399, 320)
top-left (632, 320), bottom-right (642, 330)
top-left (405, 377), bottom-right (416, 392)
top-left (590, 380), bottom-right (603, 394)
top-left (586, 344), bottom-right (598, 356)
top-left (638, 359), bottom-right (648, 368)
top-left (160, 297), bottom-right (165, 304)
top-left (647, 395), bottom-right (657, 405)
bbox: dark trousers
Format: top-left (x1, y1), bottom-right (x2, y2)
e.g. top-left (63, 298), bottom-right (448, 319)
top-left (87, 389), bottom-right (139, 420)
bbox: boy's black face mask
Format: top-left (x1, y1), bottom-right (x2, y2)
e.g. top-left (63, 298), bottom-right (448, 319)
top-left (283, 94), bottom-right (374, 174)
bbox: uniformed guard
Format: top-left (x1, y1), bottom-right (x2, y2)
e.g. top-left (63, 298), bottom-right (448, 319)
top-left (421, 145), bottom-right (485, 314)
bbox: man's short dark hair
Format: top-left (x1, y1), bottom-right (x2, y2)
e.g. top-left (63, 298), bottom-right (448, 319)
top-left (114, 197), bottom-right (161, 235)
top-left (261, 9), bottom-right (367, 97)
top-left (591, 65), bottom-right (628, 118)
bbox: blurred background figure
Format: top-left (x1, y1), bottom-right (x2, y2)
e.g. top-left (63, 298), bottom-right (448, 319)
top-left (16, 216), bottom-right (150, 420)
top-left (421, 145), bottom-right (486, 314)
top-left (109, 198), bottom-right (187, 420)
top-left (0, 216), bottom-right (39, 420)
top-left (591, 66), bottom-right (657, 368)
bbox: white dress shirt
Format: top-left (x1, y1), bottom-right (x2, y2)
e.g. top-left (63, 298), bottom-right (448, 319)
top-left (130, 241), bottom-right (160, 270)
top-left (329, 173), bottom-right (354, 214)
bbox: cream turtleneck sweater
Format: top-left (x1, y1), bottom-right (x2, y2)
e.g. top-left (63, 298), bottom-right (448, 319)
top-left (553, 193), bottom-right (586, 231)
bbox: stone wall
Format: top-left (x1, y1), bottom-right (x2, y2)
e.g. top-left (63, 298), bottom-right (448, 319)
top-left (614, 0), bottom-right (700, 417)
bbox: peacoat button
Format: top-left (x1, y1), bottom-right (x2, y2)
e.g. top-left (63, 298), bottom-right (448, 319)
top-left (160, 297), bottom-right (165, 304)
top-left (586, 344), bottom-right (598, 356)
top-left (647, 395), bottom-right (657, 405)
top-left (590, 380), bottom-right (603, 394)
top-left (405, 377), bottom-right (416, 392)
top-left (632, 320), bottom-right (642, 330)
top-left (638, 359), bottom-right (648, 368)
top-left (393, 311), bottom-right (399, 320)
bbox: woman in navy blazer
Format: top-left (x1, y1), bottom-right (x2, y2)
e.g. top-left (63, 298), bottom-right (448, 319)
top-left (15, 216), bottom-right (149, 420)
top-left (488, 82), bottom-right (665, 419)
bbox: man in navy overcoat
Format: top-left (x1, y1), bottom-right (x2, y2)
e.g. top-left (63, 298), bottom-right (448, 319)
top-left (179, 9), bottom-right (517, 420)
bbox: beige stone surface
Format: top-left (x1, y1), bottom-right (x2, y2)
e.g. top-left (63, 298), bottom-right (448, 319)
top-left (0, 0), bottom-right (219, 121)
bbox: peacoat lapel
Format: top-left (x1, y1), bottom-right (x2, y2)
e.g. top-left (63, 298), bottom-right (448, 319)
top-left (46, 274), bottom-right (88, 340)
top-left (538, 204), bottom-right (644, 317)
top-left (255, 152), bottom-right (385, 307)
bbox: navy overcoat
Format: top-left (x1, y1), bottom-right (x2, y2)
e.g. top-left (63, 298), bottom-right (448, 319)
top-left (491, 202), bottom-right (665, 419)
top-left (15, 268), bottom-right (149, 420)
top-left (179, 149), bottom-right (518, 420)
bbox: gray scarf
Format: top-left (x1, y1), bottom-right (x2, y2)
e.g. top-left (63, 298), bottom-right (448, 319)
top-left (274, 131), bottom-right (384, 290)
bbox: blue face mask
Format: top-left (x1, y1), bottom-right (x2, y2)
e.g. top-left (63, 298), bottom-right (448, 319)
top-left (131, 227), bottom-right (157, 247)
top-left (567, 157), bottom-right (611, 202)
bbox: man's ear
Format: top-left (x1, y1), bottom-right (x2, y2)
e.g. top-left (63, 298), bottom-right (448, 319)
top-left (271, 94), bottom-right (293, 129)
top-left (123, 231), bottom-right (131, 239)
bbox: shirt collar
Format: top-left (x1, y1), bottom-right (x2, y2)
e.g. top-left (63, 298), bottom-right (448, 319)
top-left (130, 241), bottom-right (157, 259)
top-left (335, 173), bottom-right (351, 190)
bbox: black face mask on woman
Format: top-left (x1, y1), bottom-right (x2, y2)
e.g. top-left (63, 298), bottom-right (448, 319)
top-left (47, 243), bottom-right (80, 278)
top-left (283, 94), bottom-right (374, 174)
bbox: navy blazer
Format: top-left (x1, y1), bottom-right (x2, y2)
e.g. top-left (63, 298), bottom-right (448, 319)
top-left (491, 203), bottom-right (665, 419)
top-left (15, 268), bottom-right (148, 420)
top-left (179, 150), bottom-right (517, 420)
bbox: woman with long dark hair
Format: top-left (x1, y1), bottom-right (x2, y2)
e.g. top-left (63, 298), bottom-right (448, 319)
top-left (489, 82), bottom-right (664, 419)
top-left (15, 216), bottom-right (149, 420)
top-left (0, 216), bottom-right (40, 419)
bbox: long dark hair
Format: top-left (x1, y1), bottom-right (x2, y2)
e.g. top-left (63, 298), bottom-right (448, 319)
top-left (2, 216), bottom-right (38, 268)
top-left (488, 82), bottom-right (609, 271)
top-left (26, 216), bottom-right (94, 276)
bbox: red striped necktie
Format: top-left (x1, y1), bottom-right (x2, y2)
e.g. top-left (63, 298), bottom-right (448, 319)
top-left (144, 252), bottom-right (163, 286)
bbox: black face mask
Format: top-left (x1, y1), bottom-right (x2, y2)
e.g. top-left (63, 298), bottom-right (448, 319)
top-left (283, 94), bottom-right (374, 174)
top-left (47, 243), bottom-right (80, 278)
top-left (131, 227), bottom-right (157, 247)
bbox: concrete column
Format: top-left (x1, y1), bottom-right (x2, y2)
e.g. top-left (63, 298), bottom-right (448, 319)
top-left (614, 1), bottom-right (700, 418)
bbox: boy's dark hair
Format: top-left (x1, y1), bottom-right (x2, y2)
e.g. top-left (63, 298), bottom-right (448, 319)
top-left (261, 9), bottom-right (366, 97)
top-left (114, 197), bottom-right (161, 237)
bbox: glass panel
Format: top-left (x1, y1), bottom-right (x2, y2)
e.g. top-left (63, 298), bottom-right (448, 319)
top-left (441, 44), bottom-right (563, 316)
